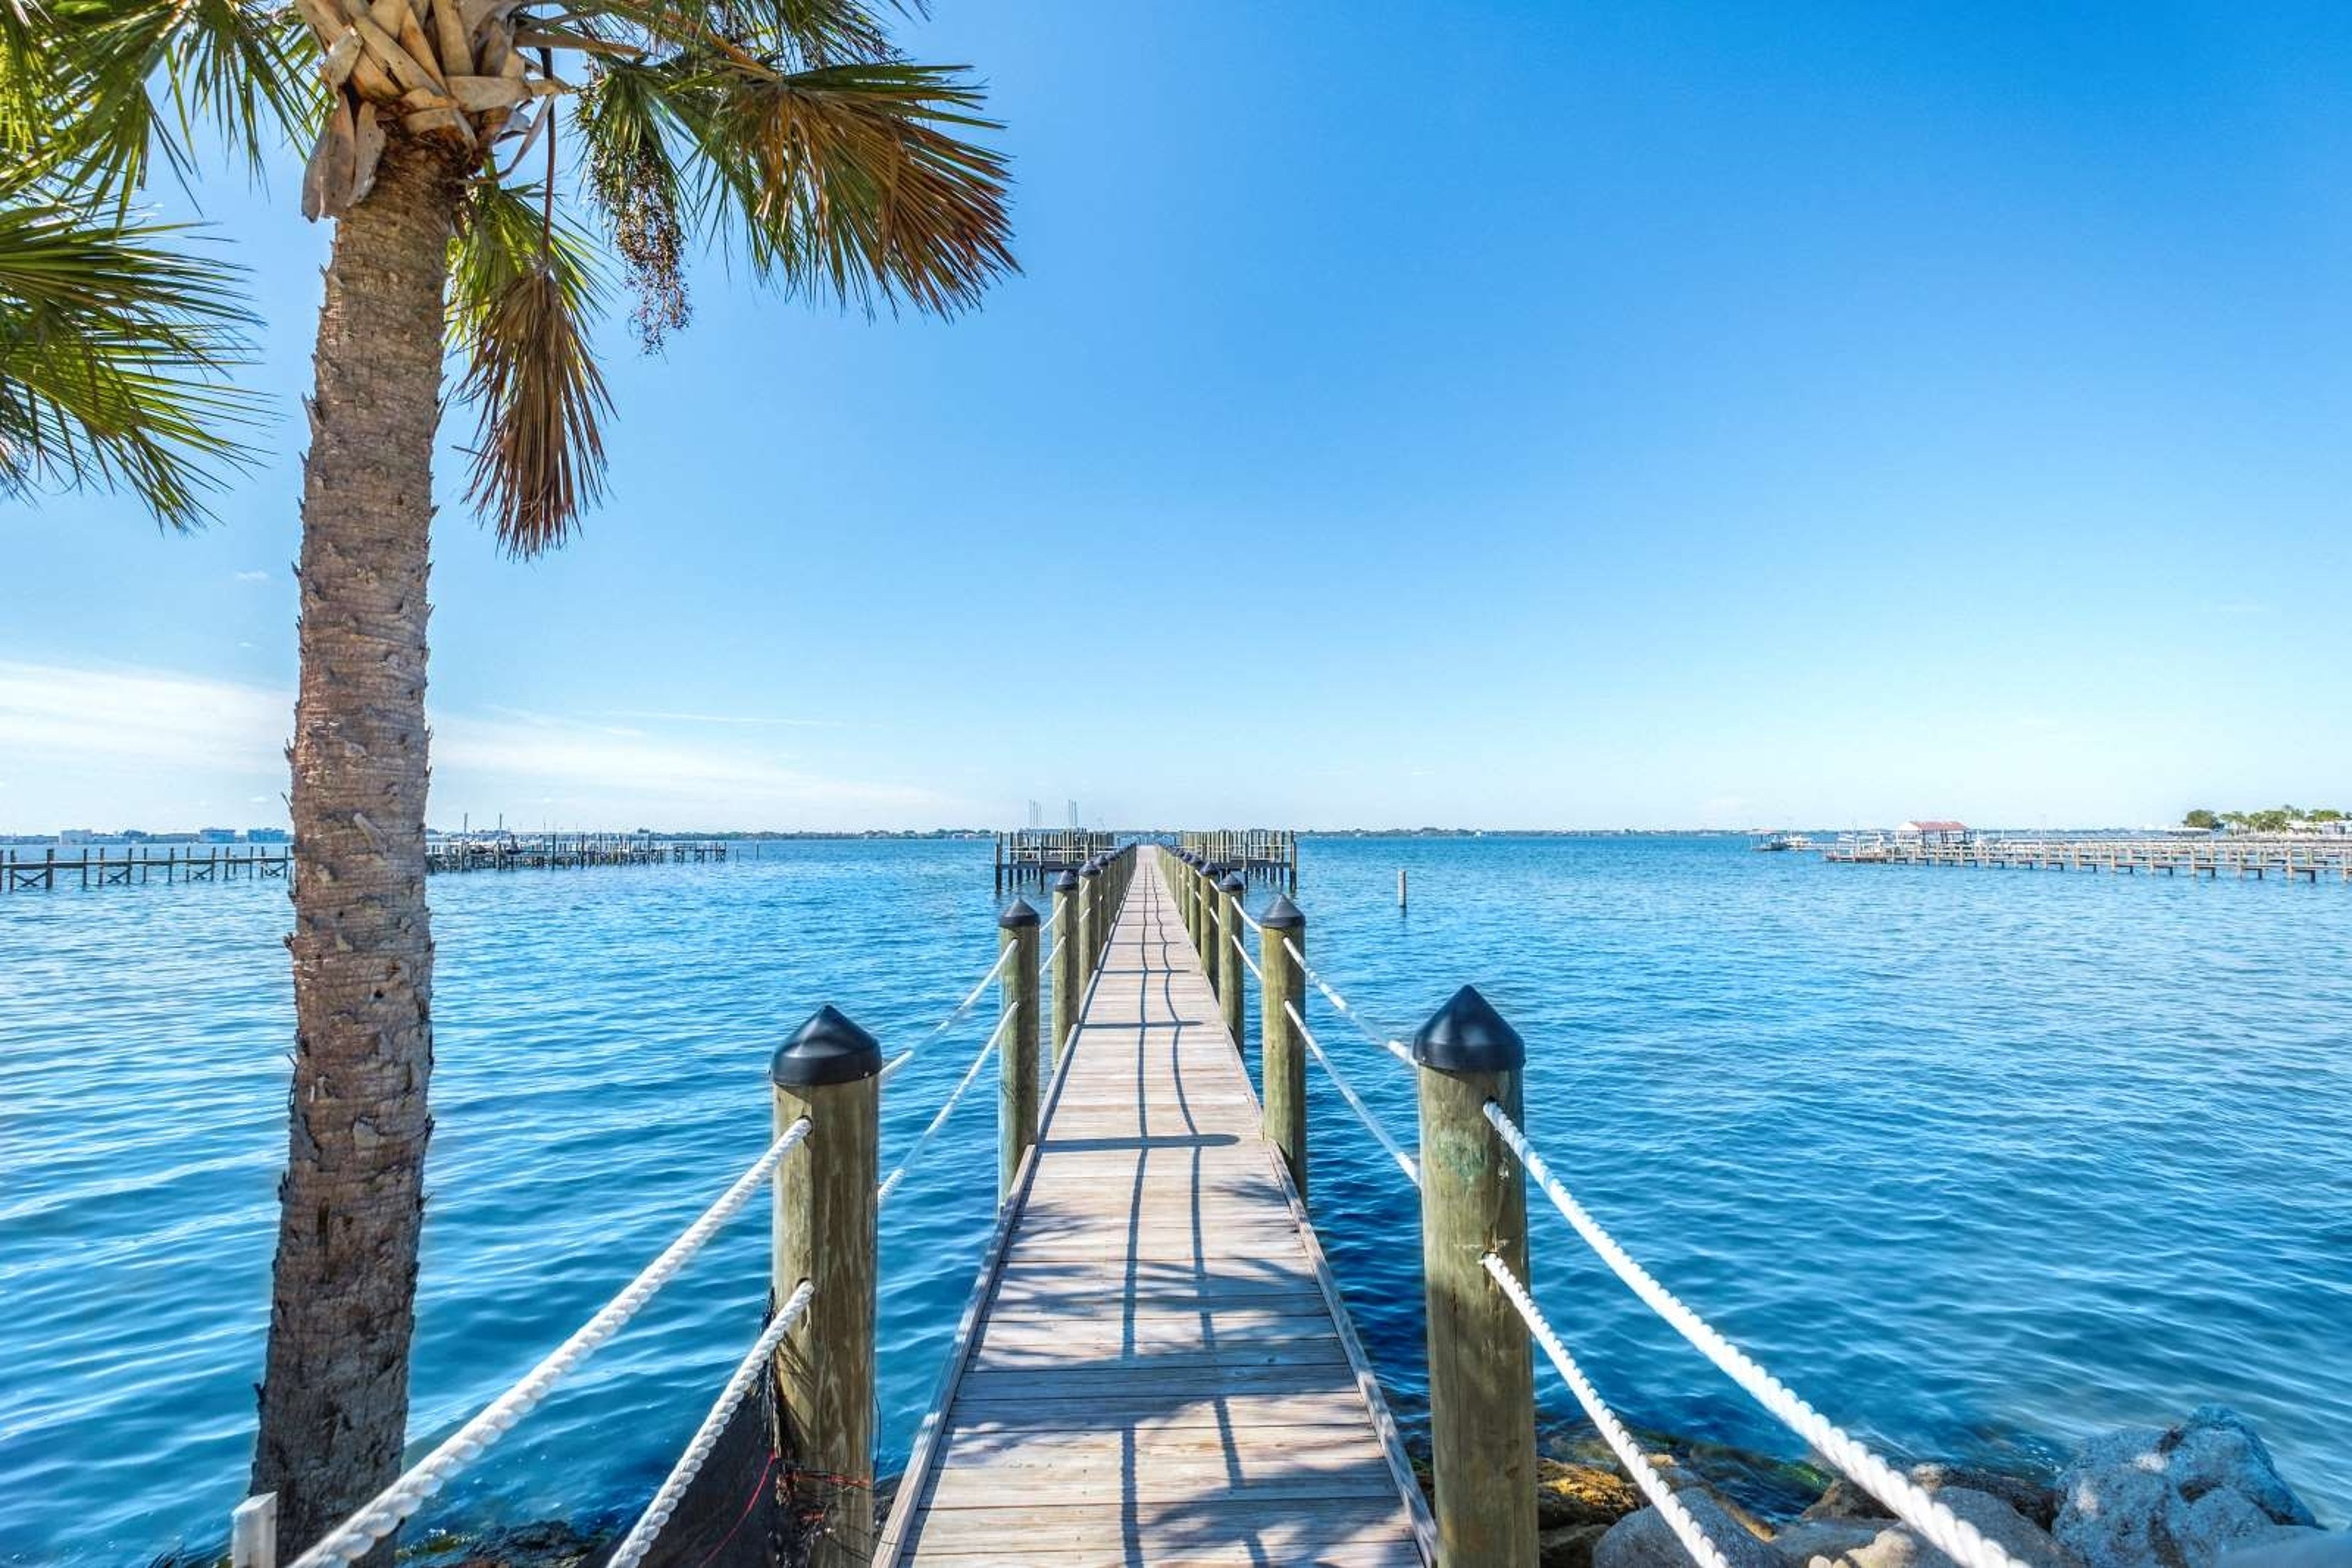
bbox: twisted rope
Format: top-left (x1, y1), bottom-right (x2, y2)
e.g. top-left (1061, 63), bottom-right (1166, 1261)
top-left (604, 1280), bottom-right (816, 1568)
top-left (1482, 1253), bottom-right (1733, 1568)
top-left (1286, 1000), bottom-right (1419, 1187)
top-left (1282, 935), bottom-right (1412, 1065)
top-left (878, 1005), bottom-right (1014, 1210)
top-left (880, 941), bottom-right (1020, 1085)
top-left (1229, 929), bottom-right (1265, 986)
top-left (292, 1117), bottom-right (816, 1567)
top-left (1482, 1102), bottom-right (2027, 1568)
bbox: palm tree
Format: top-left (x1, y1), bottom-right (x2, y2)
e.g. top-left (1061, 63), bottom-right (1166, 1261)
top-left (0, 177), bottom-right (263, 524)
top-left (12, 1), bottom-right (1013, 1555)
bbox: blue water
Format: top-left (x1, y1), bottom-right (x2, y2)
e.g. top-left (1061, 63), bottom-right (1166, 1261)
top-left (2, 836), bottom-right (2346, 1562)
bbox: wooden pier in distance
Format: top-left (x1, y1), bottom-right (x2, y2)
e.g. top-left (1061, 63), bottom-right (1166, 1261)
top-left (1176, 828), bottom-right (1299, 890)
top-left (1823, 832), bottom-right (2352, 881)
top-left (2, 835), bottom-right (728, 892)
top-left (877, 853), bottom-right (1430, 1565)
top-left (995, 829), bottom-right (1119, 892)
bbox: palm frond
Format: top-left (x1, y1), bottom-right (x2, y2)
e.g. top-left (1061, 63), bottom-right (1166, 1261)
top-left (674, 58), bottom-right (1014, 316)
top-left (30, 0), bottom-right (322, 203)
top-left (450, 178), bottom-right (614, 557)
top-left (0, 185), bottom-right (265, 528)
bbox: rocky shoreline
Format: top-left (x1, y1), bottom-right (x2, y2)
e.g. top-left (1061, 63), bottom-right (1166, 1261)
top-left (1529, 1407), bottom-right (2340, 1568)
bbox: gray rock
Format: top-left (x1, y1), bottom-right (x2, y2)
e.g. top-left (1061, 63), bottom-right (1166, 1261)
top-left (2056, 1407), bottom-right (2320, 1568)
top-left (1805, 1480), bottom-right (1897, 1524)
top-left (1774, 1489), bottom-right (2079, 1568)
top-left (1596, 1494), bottom-right (1793, 1568)
top-left (1775, 1518), bottom-right (1891, 1563)
top-left (1913, 1463), bottom-right (2063, 1531)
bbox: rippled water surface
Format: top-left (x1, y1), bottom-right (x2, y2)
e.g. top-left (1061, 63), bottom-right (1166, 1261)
top-left (3, 836), bottom-right (2346, 1562)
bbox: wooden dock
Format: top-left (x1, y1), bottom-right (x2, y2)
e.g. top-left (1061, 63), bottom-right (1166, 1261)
top-left (877, 853), bottom-right (1431, 1566)
top-left (1823, 832), bottom-right (2352, 881)
top-left (995, 829), bottom-right (1121, 892)
top-left (1, 835), bottom-right (727, 891)
top-left (1177, 829), bottom-right (1298, 889)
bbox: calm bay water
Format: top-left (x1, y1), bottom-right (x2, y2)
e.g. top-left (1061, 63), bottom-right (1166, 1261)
top-left (2, 835), bottom-right (2346, 1562)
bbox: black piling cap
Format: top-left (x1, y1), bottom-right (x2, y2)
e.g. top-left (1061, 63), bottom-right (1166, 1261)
top-left (1411, 986), bottom-right (1525, 1074)
top-left (999, 895), bottom-right (1040, 929)
top-left (1080, 858), bottom-right (1102, 878)
top-left (1052, 870), bottom-right (1079, 892)
top-left (1219, 872), bottom-right (1246, 894)
top-left (772, 1004), bottom-right (883, 1087)
top-left (1261, 893), bottom-right (1305, 930)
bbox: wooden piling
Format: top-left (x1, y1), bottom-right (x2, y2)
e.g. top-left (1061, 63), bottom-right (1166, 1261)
top-left (1077, 858), bottom-right (1102, 981)
top-left (1412, 986), bottom-right (1536, 1568)
top-left (1259, 894), bottom-right (1308, 1199)
top-left (1050, 870), bottom-right (1080, 1062)
top-left (998, 897), bottom-right (1041, 1201)
top-left (1200, 863), bottom-right (1223, 1000)
top-left (769, 1006), bottom-right (881, 1567)
top-left (1217, 872), bottom-right (1246, 1046)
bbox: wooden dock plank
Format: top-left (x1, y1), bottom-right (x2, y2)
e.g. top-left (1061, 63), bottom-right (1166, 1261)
top-left (878, 852), bottom-right (1432, 1565)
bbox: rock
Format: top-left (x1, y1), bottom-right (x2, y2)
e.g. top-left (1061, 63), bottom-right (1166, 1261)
top-left (1776, 1518), bottom-right (1894, 1562)
top-left (1806, 1479), bottom-right (1898, 1524)
top-left (1596, 1493), bottom-right (1793, 1568)
top-left (1541, 1457), bottom-right (1645, 1529)
top-left (1545, 1520), bottom-right (1618, 1568)
top-left (1912, 1463), bottom-right (2063, 1531)
top-left (1769, 1490), bottom-right (2078, 1568)
top-left (2056, 1408), bottom-right (2319, 1568)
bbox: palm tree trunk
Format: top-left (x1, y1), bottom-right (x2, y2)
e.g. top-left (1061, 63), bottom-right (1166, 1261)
top-left (253, 137), bottom-right (466, 1560)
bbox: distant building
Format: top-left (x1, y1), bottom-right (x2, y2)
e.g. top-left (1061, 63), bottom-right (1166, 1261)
top-left (199, 827), bottom-right (237, 843)
top-left (59, 829), bottom-right (95, 845)
top-left (1896, 819), bottom-right (1970, 847)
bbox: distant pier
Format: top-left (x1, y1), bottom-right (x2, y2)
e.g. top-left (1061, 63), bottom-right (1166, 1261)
top-left (993, 829), bottom-right (1118, 892)
top-left (1825, 832), bottom-right (2352, 882)
top-left (2, 835), bottom-right (727, 892)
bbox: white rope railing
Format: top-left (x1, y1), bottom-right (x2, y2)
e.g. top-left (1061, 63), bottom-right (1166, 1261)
top-left (603, 1279), bottom-right (816, 1568)
top-left (1283, 935), bottom-right (1412, 1065)
top-left (878, 1006), bottom-right (1014, 1210)
top-left (1482, 1253), bottom-right (1733, 1568)
top-left (292, 1117), bottom-right (816, 1567)
top-left (1286, 1000), bottom-right (1419, 1187)
top-left (879, 940), bottom-right (1021, 1084)
top-left (1481, 1101), bottom-right (2027, 1568)
top-left (1228, 929), bottom-right (1264, 986)
top-left (1230, 901), bottom-right (1263, 935)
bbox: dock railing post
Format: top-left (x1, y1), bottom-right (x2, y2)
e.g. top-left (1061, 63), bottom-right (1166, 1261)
top-left (770, 1005), bottom-right (881, 1566)
top-left (1259, 894), bottom-right (1307, 1197)
top-left (1217, 872), bottom-right (1246, 1045)
top-left (1412, 986), bottom-right (1536, 1567)
top-left (1180, 852), bottom-right (1200, 952)
top-left (1200, 863), bottom-right (1223, 996)
top-left (998, 897), bottom-right (1041, 1200)
top-left (1050, 870), bottom-right (1080, 1062)
top-left (1078, 858), bottom-right (1102, 979)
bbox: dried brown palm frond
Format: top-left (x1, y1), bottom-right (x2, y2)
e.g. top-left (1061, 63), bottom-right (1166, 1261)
top-left (451, 180), bottom-right (612, 557)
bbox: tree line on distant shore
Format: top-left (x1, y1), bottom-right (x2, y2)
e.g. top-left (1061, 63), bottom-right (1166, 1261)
top-left (2181, 807), bottom-right (2348, 832)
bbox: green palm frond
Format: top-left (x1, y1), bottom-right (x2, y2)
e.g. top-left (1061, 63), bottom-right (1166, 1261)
top-left (673, 58), bottom-right (1015, 315)
top-left (0, 184), bottom-right (265, 528)
top-left (28, 0), bottom-right (320, 203)
top-left (450, 178), bottom-right (614, 557)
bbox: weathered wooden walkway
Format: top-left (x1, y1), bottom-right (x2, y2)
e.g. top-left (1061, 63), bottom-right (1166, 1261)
top-left (878, 853), bottom-right (1431, 1566)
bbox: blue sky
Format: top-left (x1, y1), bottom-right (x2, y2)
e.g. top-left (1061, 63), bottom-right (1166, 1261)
top-left (5, 1), bottom-right (2350, 832)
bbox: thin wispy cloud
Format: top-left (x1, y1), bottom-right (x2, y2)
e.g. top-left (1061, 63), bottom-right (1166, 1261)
top-left (601, 709), bottom-right (860, 729)
top-left (233, 570), bottom-right (273, 584)
top-left (0, 659), bottom-right (951, 829)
